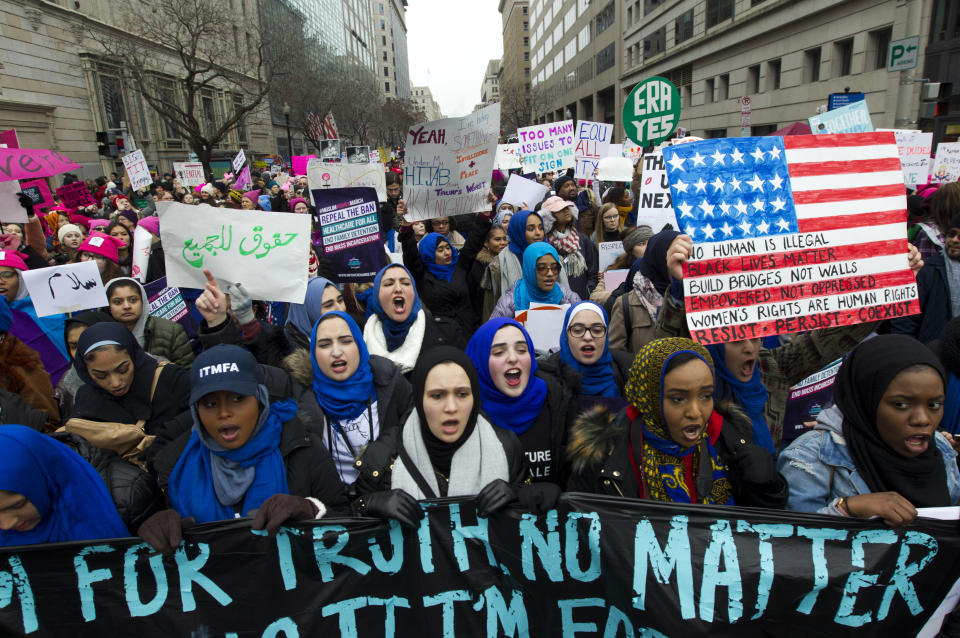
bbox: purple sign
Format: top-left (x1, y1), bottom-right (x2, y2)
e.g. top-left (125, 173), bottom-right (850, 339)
top-left (311, 187), bottom-right (386, 284)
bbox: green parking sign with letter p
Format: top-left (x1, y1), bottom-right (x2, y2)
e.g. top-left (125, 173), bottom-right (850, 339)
top-left (887, 35), bottom-right (920, 72)
top-left (622, 76), bottom-right (681, 146)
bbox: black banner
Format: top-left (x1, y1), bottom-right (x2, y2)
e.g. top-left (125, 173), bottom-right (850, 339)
top-left (2, 494), bottom-right (959, 636)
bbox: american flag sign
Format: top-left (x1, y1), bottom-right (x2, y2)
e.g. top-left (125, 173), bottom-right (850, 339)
top-left (661, 132), bottom-right (920, 345)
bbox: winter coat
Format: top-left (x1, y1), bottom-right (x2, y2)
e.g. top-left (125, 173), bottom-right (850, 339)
top-left (0, 388), bottom-right (48, 431)
top-left (607, 290), bottom-right (657, 355)
top-left (467, 247), bottom-right (497, 321)
top-left (777, 405), bottom-right (960, 516)
top-left (197, 317), bottom-right (292, 369)
top-left (490, 282), bottom-right (582, 321)
top-left (565, 401), bottom-right (789, 508)
top-left (144, 315), bottom-right (195, 370)
top-left (655, 292), bottom-right (877, 445)
top-left (890, 252), bottom-right (953, 343)
top-left (547, 229), bottom-right (599, 299)
top-left (0, 333), bottom-right (60, 428)
top-left (542, 348), bottom-right (634, 397)
top-left (151, 405), bottom-right (351, 517)
top-left (53, 431), bottom-right (164, 534)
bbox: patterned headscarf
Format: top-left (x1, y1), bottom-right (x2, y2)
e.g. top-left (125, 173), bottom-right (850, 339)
top-left (624, 338), bottom-right (733, 505)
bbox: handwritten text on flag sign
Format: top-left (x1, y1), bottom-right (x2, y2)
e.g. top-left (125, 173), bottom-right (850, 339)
top-left (661, 132), bottom-right (919, 344)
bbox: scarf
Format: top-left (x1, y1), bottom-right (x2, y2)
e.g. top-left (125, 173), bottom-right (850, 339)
top-left (705, 344), bottom-right (775, 455)
top-left (506, 210), bottom-right (541, 260)
top-left (310, 311), bottom-right (376, 422)
top-left (363, 310), bottom-right (425, 374)
top-left (466, 317), bottom-right (548, 434)
top-left (632, 270), bottom-right (664, 319)
top-left (367, 264), bottom-right (423, 351)
top-left (169, 391), bottom-right (296, 524)
top-left (0, 425), bottom-right (128, 546)
top-left (617, 204), bottom-right (632, 226)
top-left (944, 252), bottom-right (960, 319)
top-left (419, 232), bottom-right (458, 282)
top-left (624, 338), bottom-right (734, 505)
top-left (559, 302), bottom-right (619, 397)
top-left (285, 277), bottom-right (338, 350)
top-left (513, 243), bottom-right (564, 311)
top-left (548, 226), bottom-right (586, 278)
top-left (638, 229), bottom-right (681, 294)
top-left (835, 335), bottom-right (951, 508)
top-left (105, 277), bottom-right (149, 346)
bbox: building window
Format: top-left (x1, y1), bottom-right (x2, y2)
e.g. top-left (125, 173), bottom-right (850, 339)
top-left (97, 71), bottom-right (127, 130)
top-left (747, 64), bottom-right (760, 94)
top-left (524, 36), bottom-right (529, 46)
top-left (385, 81), bottom-right (390, 92)
top-left (596, 1), bottom-right (615, 35)
top-left (200, 91), bottom-right (217, 137)
top-left (565, 39), bottom-right (576, 62)
top-left (704, 128), bottom-right (727, 138)
top-left (767, 58), bottom-right (781, 90)
top-left (523, 21), bottom-right (528, 30)
top-left (379, 3), bottom-right (384, 14)
top-left (675, 9), bottom-right (693, 44)
top-left (705, 77), bottom-right (715, 103)
top-left (643, 26), bottom-right (665, 60)
top-left (564, 6), bottom-right (575, 30)
top-left (522, 5), bottom-right (528, 14)
top-left (578, 24), bottom-right (590, 49)
top-left (706, 0), bottom-right (734, 29)
top-left (596, 42), bottom-right (615, 74)
top-left (644, 0), bottom-right (665, 14)
top-left (718, 73), bottom-right (729, 100)
top-left (524, 51), bottom-right (530, 61)
top-left (751, 0), bottom-right (766, 5)
top-left (834, 37), bottom-right (854, 76)
top-left (525, 67), bottom-right (531, 77)
top-left (804, 47), bottom-right (821, 82)
top-left (869, 27), bottom-right (892, 70)
top-left (383, 51), bottom-right (388, 61)
top-left (930, 0), bottom-right (960, 42)
top-left (752, 124), bottom-right (778, 136)
top-left (384, 66), bottom-right (389, 77)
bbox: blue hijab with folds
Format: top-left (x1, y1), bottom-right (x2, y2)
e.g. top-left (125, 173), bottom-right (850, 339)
top-left (168, 391), bottom-right (296, 524)
top-left (513, 242), bottom-right (564, 311)
top-left (467, 317), bottom-right (548, 434)
top-left (506, 210), bottom-right (540, 259)
top-left (310, 311), bottom-right (376, 422)
top-left (368, 264), bottom-right (423, 351)
top-left (418, 232), bottom-right (458, 282)
top-left (559, 301), bottom-right (619, 397)
top-left (285, 277), bottom-right (338, 344)
top-left (0, 426), bottom-right (128, 546)
top-left (705, 343), bottom-right (775, 454)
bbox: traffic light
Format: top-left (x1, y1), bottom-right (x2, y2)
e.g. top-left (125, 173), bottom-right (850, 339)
top-left (96, 131), bottom-right (120, 157)
top-left (921, 82), bottom-right (952, 118)
top-left (115, 135), bottom-right (125, 152)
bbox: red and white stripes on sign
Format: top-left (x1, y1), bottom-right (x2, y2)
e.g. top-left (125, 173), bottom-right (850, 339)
top-left (684, 132), bottom-right (919, 340)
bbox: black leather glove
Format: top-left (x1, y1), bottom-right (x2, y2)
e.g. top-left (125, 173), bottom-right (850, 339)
top-left (361, 489), bottom-right (424, 528)
top-left (517, 482), bottom-right (561, 512)
top-left (138, 509), bottom-right (187, 555)
top-left (476, 479), bottom-right (516, 517)
top-left (16, 193), bottom-right (34, 217)
top-left (732, 444), bottom-right (779, 485)
top-left (250, 494), bottom-right (319, 534)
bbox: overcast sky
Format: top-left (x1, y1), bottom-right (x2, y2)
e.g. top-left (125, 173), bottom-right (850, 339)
top-left (406, 0), bottom-right (504, 118)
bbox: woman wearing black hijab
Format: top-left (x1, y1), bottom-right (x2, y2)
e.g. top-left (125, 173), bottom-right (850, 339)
top-left (779, 335), bottom-right (959, 524)
top-left (352, 346), bottom-right (531, 527)
top-left (56, 310), bottom-right (115, 418)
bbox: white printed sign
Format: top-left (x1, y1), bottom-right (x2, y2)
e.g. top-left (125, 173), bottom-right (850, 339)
top-left (121, 150), bottom-right (152, 191)
top-left (574, 120), bottom-right (613, 181)
top-left (517, 120), bottom-right (576, 174)
top-left (131, 225), bottom-right (154, 282)
top-left (232, 148), bottom-right (246, 172)
top-left (0, 180), bottom-right (26, 223)
top-left (404, 103), bottom-right (500, 221)
top-left (636, 151), bottom-right (679, 230)
top-left (502, 173), bottom-right (548, 209)
top-left (495, 144), bottom-right (522, 170)
top-left (516, 302), bottom-right (570, 352)
top-left (932, 142), bottom-right (960, 183)
top-left (158, 203), bottom-right (311, 303)
top-left (306, 160), bottom-right (388, 202)
top-left (598, 241), bottom-right (624, 272)
top-left (877, 129), bottom-right (932, 186)
top-left (809, 100), bottom-right (873, 134)
top-left (21, 261), bottom-right (107, 316)
top-left (172, 162), bottom-right (205, 187)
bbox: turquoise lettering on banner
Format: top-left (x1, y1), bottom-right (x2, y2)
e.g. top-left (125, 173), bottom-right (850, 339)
top-left (796, 527), bottom-right (848, 614)
top-left (174, 543), bottom-right (232, 612)
top-left (835, 529), bottom-right (898, 627)
top-left (736, 521), bottom-right (794, 619)
top-left (261, 616), bottom-right (299, 638)
top-left (321, 596), bottom-right (409, 638)
top-left (423, 589), bottom-right (471, 638)
top-left (74, 545), bottom-right (115, 622)
top-left (565, 512), bottom-right (601, 582)
top-left (878, 530), bottom-right (938, 619)
top-left (123, 543), bottom-right (167, 617)
top-left (0, 555), bottom-right (38, 634)
top-left (483, 585), bottom-right (529, 638)
top-left (632, 515), bottom-right (695, 619)
top-left (273, 527), bottom-right (304, 591)
top-left (368, 519), bottom-right (404, 575)
top-left (312, 526), bottom-right (371, 582)
top-left (449, 503), bottom-right (497, 572)
top-left (558, 598), bottom-right (604, 637)
top-left (519, 511), bottom-right (563, 582)
top-left (699, 520), bottom-right (743, 623)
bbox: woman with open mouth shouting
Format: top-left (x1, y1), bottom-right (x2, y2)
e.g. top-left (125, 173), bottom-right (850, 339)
top-left (567, 337), bottom-right (787, 508)
top-left (779, 335), bottom-right (959, 525)
top-left (466, 317), bottom-right (578, 486)
top-left (489, 242), bottom-right (581, 322)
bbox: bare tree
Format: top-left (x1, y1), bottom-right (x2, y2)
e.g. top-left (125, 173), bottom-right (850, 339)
top-left (500, 83), bottom-right (548, 135)
top-left (371, 98), bottom-right (419, 148)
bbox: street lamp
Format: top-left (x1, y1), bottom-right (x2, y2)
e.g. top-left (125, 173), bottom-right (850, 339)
top-left (282, 102), bottom-right (292, 166)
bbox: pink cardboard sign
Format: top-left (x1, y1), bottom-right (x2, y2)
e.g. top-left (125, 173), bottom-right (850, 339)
top-left (0, 129), bottom-right (19, 149)
top-left (234, 166), bottom-right (252, 190)
top-left (56, 181), bottom-right (96, 209)
top-left (291, 155), bottom-right (316, 176)
top-left (0, 148), bottom-right (81, 181)
top-left (19, 178), bottom-right (54, 210)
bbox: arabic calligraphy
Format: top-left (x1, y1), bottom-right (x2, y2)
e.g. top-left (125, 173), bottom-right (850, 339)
top-left (47, 271), bottom-right (98, 298)
top-left (181, 224), bottom-right (299, 268)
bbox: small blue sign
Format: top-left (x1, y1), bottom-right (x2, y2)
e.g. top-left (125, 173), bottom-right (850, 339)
top-left (828, 92), bottom-right (865, 111)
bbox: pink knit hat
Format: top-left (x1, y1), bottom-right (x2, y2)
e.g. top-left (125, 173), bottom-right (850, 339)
top-left (138, 216), bottom-right (160, 236)
top-left (78, 231), bottom-right (123, 264)
top-left (288, 197), bottom-right (307, 212)
top-left (88, 218), bottom-right (110, 230)
top-left (242, 190), bottom-right (261, 206)
top-left (0, 250), bottom-right (29, 271)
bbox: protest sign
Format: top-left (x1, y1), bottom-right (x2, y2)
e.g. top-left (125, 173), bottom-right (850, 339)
top-left (931, 142), bottom-right (960, 183)
top-left (172, 162), bottom-right (205, 187)
top-left (0, 129), bottom-right (19, 148)
top-left (623, 76), bottom-right (681, 145)
top-left (404, 103), bottom-right (500, 221)
top-left (623, 140), bottom-right (644, 163)
top-left (143, 276), bottom-right (199, 339)
top-left (782, 358), bottom-right (842, 443)
top-left (346, 146), bottom-right (370, 164)
top-left (0, 148), bottom-right (81, 182)
top-left (55, 181), bottom-right (96, 209)
top-left (597, 156), bottom-right (633, 182)
top-left (311, 187), bottom-right (387, 283)
top-left (598, 241), bottom-right (624, 271)
top-left (291, 155), bottom-right (317, 175)
top-left (131, 225), bottom-right (153, 282)
top-left (608, 143), bottom-right (624, 159)
top-left (636, 151), bottom-right (679, 230)
top-left (809, 100), bottom-right (873, 134)
top-left (605, 268), bottom-right (629, 289)
top-left (307, 160), bottom-right (388, 202)
top-left (502, 173), bottom-right (548, 209)
top-left (320, 139), bottom-right (341, 162)
top-left (20, 260), bottom-right (107, 316)
top-left (378, 146), bottom-right (391, 164)
top-left (574, 120), bottom-right (613, 180)
top-left (517, 120), bottom-right (576, 174)
top-left (661, 132), bottom-right (919, 345)
top-left (516, 302), bottom-right (569, 351)
top-left (876, 129), bottom-right (932, 186)
top-left (231, 148), bottom-right (246, 172)
top-left (18, 178), bottom-right (53, 210)
top-left (3, 496), bottom-right (959, 636)
top-left (159, 203), bottom-right (311, 303)
top-left (234, 165), bottom-right (252, 190)
top-left (495, 143), bottom-right (522, 170)
top-left (121, 150), bottom-right (152, 191)
top-left (0, 181), bottom-right (26, 222)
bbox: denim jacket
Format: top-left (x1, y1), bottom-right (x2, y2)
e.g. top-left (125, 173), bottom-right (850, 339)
top-left (777, 405), bottom-right (960, 516)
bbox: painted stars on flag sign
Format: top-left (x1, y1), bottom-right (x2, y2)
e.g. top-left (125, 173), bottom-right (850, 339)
top-left (661, 137), bottom-right (799, 243)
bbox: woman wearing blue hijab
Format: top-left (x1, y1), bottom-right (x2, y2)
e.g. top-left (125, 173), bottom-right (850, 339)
top-left (467, 317), bottom-right (578, 485)
top-left (705, 342), bottom-right (776, 455)
top-left (284, 276), bottom-right (346, 351)
top-left (0, 425), bottom-right (128, 546)
top-left (490, 242), bottom-right (580, 318)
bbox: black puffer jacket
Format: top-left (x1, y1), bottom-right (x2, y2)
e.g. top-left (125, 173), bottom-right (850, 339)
top-left (52, 431), bottom-right (164, 534)
top-left (197, 317), bottom-right (293, 369)
top-left (565, 401), bottom-right (788, 508)
top-left (0, 388), bottom-right (47, 431)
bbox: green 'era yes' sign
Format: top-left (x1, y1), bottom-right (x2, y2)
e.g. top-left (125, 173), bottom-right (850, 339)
top-left (622, 76), bottom-right (681, 146)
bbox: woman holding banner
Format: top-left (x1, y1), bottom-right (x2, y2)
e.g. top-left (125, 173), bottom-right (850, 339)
top-left (489, 242), bottom-right (581, 320)
top-left (778, 335), bottom-right (959, 525)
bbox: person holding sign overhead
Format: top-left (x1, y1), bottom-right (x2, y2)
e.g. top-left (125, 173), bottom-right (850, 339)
top-left (489, 242), bottom-right (580, 319)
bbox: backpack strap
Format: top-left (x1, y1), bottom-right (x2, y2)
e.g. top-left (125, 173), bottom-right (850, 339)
top-left (149, 361), bottom-right (170, 402)
top-left (396, 444), bottom-right (438, 499)
top-left (621, 292), bottom-right (633, 348)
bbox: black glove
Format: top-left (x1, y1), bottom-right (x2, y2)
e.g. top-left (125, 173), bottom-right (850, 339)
top-left (732, 444), bottom-right (778, 485)
top-left (16, 193), bottom-right (34, 217)
top-left (517, 482), bottom-right (561, 512)
top-left (138, 509), bottom-right (186, 555)
top-left (361, 489), bottom-right (424, 529)
top-left (476, 479), bottom-right (516, 517)
top-left (250, 494), bottom-right (319, 534)
top-left (314, 254), bottom-right (337, 281)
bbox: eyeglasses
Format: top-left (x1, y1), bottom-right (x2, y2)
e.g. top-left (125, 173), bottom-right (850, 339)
top-left (948, 229), bottom-right (960, 239)
top-left (535, 263), bottom-right (561, 274)
top-left (0, 271), bottom-right (18, 281)
top-left (568, 323), bottom-right (606, 338)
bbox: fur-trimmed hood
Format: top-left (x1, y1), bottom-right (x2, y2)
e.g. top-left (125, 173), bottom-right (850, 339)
top-left (283, 347), bottom-right (313, 386)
